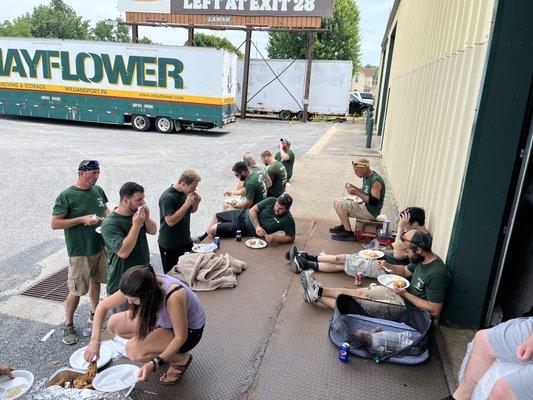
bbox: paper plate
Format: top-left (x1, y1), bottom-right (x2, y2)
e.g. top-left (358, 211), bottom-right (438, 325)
top-left (224, 196), bottom-right (240, 204)
top-left (95, 226), bottom-right (102, 234)
top-left (69, 344), bottom-right (112, 371)
top-left (359, 249), bottom-right (385, 260)
top-left (0, 370), bottom-right (34, 400)
top-left (245, 238), bottom-right (267, 249)
top-left (343, 196), bottom-right (363, 204)
top-left (92, 364), bottom-right (140, 393)
top-left (192, 243), bottom-right (218, 253)
top-left (378, 274), bottom-right (410, 290)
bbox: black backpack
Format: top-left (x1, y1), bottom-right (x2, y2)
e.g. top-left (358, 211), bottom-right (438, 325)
top-left (329, 294), bottom-right (432, 364)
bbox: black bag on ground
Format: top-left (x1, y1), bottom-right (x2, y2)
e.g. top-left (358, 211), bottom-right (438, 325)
top-left (329, 294), bottom-right (432, 365)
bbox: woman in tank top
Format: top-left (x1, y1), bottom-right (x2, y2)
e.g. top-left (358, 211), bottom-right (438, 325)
top-left (85, 265), bottom-right (206, 385)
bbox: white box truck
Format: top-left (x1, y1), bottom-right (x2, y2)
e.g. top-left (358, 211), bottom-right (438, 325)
top-left (237, 59), bottom-right (352, 120)
top-left (0, 37), bottom-right (237, 132)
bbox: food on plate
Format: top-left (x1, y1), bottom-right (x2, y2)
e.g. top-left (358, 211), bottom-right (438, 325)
top-left (360, 250), bottom-right (382, 259)
top-left (86, 361), bottom-right (97, 379)
top-left (4, 385), bottom-right (24, 399)
top-left (392, 279), bottom-right (407, 289)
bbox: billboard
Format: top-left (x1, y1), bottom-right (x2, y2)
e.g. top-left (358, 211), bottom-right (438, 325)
top-left (119, 0), bottom-right (333, 17)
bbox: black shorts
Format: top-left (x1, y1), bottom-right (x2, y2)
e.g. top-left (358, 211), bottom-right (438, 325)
top-left (178, 326), bottom-right (204, 354)
top-left (215, 209), bottom-right (245, 237)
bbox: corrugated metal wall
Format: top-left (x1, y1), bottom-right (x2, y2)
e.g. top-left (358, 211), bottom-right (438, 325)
top-left (380, 0), bottom-right (496, 260)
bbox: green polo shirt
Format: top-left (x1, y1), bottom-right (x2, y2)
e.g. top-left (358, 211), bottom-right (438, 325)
top-left (158, 186), bottom-right (192, 248)
top-left (245, 171), bottom-right (268, 206)
top-left (363, 171), bottom-right (386, 217)
top-left (275, 150), bottom-right (295, 181)
top-left (52, 185), bottom-right (108, 257)
top-left (101, 211), bottom-right (150, 295)
top-left (267, 160), bottom-right (287, 198)
top-left (243, 197), bottom-right (295, 237)
top-left (407, 257), bottom-right (450, 303)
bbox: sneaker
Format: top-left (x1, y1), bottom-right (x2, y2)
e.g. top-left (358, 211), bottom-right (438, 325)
top-left (331, 230), bottom-right (356, 242)
top-left (329, 224), bottom-right (345, 233)
top-left (285, 245), bottom-right (298, 262)
top-left (62, 324), bottom-right (78, 345)
top-left (299, 270), bottom-right (322, 303)
top-left (290, 253), bottom-right (306, 273)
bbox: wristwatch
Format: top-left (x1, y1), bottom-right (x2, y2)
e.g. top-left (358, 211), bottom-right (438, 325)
top-left (155, 356), bottom-right (165, 367)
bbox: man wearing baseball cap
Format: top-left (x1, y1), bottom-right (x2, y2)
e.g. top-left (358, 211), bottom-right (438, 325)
top-left (330, 158), bottom-right (386, 241)
top-left (52, 160), bottom-right (109, 345)
top-left (300, 231), bottom-right (450, 319)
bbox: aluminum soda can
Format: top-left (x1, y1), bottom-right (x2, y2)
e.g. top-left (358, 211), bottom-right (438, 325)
top-left (214, 236), bottom-right (221, 248)
top-left (355, 272), bottom-right (364, 286)
top-left (339, 342), bottom-right (350, 363)
top-left (236, 230), bottom-right (242, 242)
top-left (380, 219), bottom-right (390, 235)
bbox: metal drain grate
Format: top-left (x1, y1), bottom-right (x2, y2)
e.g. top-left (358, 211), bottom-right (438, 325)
top-left (20, 267), bottom-right (69, 302)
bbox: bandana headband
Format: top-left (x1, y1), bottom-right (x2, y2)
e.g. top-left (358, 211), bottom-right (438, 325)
top-left (78, 160), bottom-right (100, 172)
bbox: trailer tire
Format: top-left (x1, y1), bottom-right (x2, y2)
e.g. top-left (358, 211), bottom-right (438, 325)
top-left (279, 110), bottom-right (292, 120)
top-left (131, 114), bottom-right (151, 132)
top-left (155, 117), bottom-right (174, 134)
top-left (297, 111), bottom-right (306, 122)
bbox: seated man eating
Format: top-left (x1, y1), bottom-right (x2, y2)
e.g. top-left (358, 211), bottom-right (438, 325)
top-left (288, 207), bottom-right (429, 276)
top-left (300, 231), bottom-right (450, 319)
top-left (204, 194), bottom-right (295, 245)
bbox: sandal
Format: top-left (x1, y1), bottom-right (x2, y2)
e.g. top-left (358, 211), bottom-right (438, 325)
top-left (159, 354), bottom-right (193, 385)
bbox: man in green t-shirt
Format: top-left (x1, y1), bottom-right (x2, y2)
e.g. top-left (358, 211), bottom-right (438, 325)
top-left (260, 150), bottom-right (287, 198)
top-left (205, 194), bottom-right (296, 244)
top-left (223, 162), bottom-right (267, 209)
top-left (275, 139), bottom-right (295, 182)
top-left (101, 182), bottom-right (157, 297)
top-left (301, 231), bottom-right (450, 319)
top-left (331, 158), bottom-right (386, 242)
top-left (158, 170), bottom-right (202, 273)
top-left (52, 160), bottom-right (109, 345)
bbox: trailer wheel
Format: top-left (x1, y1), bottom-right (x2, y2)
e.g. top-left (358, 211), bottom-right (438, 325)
top-left (297, 111), bottom-right (307, 121)
top-left (279, 110), bottom-right (292, 120)
top-left (131, 114), bottom-right (151, 132)
top-left (155, 117), bottom-right (174, 134)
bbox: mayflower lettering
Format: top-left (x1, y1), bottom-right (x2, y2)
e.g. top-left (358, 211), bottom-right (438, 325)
top-left (0, 48), bottom-right (184, 89)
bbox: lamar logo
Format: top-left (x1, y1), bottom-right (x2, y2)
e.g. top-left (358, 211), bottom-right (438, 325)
top-left (206, 16), bottom-right (233, 23)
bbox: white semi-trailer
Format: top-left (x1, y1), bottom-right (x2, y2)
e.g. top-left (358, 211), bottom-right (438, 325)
top-left (0, 37), bottom-right (237, 132)
top-left (237, 59), bottom-right (352, 120)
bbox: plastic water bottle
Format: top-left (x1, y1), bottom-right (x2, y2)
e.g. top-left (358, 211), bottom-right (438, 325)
top-left (82, 326), bottom-right (92, 337)
top-left (338, 342), bottom-right (350, 363)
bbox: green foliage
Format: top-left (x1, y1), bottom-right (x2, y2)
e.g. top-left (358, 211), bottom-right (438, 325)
top-left (30, 0), bottom-right (90, 39)
top-left (0, 13), bottom-right (32, 37)
top-left (267, 0), bottom-right (361, 71)
top-left (138, 36), bottom-right (155, 44)
top-left (194, 33), bottom-right (243, 58)
top-left (92, 19), bottom-right (130, 43)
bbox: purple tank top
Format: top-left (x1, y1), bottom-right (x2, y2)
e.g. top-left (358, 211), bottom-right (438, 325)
top-left (156, 275), bottom-right (205, 330)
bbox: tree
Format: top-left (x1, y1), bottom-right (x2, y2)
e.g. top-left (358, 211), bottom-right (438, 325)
top-left (267, 0), bottom-right (361, 71)
top-left (92, 19), bottom-right (130, 43)
top-left (138, 36), bottom-right (155, 44)
top-left (194, 33), bottom-right (243, 58)
top-left (0, 13), bottom-right (32, 37)
top-left (30, 0), bottom-right (90, 39)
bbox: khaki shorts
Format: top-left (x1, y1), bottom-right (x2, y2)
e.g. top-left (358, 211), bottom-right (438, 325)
top-left (68, 249), bottom-right (108, 296)
top-left (358, 284), bottom-right (405, 319)
top-left (339, 199), bottom-right (375, 227)
top-left (344, 254), bottom-right (387, 278)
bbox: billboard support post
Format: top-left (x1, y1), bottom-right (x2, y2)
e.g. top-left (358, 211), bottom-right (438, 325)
top-left (240, 29), bottom-right (252, 120)
top-left (302, 32), bottom-right (314, 122)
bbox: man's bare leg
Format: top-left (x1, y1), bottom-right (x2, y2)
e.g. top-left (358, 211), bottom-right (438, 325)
top-left (318, 287), bottom-right (367, 309)
top-left (453, 330), bottom-right (497, 400)
top-left (88, 281), bottom-right (100, 314)
top-left (315, 254), bottom-right (347, 272)
top-left (333, 199), bottom-right (352, 231)
top-left (65, 294), bottom-right (80, 325)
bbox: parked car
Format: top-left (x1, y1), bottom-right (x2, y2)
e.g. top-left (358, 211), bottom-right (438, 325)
top-left (349, 91), bottom-right (374, 116)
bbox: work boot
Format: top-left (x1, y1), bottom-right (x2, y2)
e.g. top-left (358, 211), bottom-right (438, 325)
top-left (329, 224), bottom-right (345, 233)
top-left (331, 230), bottom-right (356, 242)
top-left (62, 324), bottom-right (78, 345)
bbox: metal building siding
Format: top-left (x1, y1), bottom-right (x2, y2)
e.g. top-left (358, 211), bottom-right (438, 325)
top-left (380, 0), bottom-right (495, 260)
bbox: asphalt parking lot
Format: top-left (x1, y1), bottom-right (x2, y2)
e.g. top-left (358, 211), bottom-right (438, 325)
top-left (0, 115), bottom-right (330, 295)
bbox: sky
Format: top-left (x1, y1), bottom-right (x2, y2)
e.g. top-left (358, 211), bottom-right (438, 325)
top-left (1, 0), bottom-right (393, 66)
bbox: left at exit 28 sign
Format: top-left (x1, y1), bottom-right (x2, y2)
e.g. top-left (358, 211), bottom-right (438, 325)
top-left (118, 0), bottom-right (333, 17)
